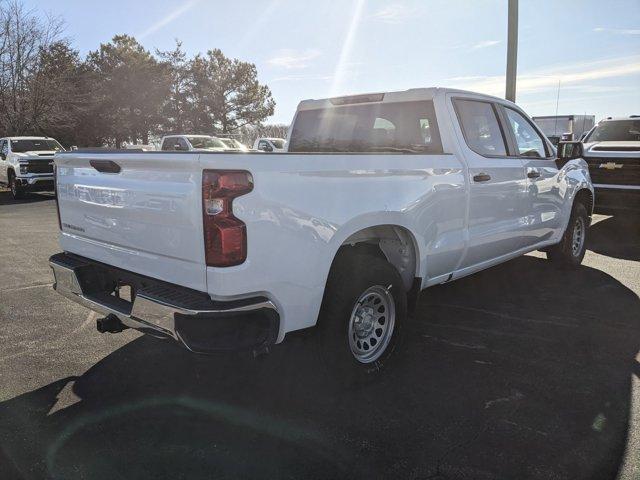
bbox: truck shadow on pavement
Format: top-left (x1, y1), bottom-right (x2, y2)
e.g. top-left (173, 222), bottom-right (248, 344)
top-left (0, 190), bottom-right (55, 206)
top-left (588, 215), bottom-right (640, 261)
top-left (1, 241), bottom-right (639, 479)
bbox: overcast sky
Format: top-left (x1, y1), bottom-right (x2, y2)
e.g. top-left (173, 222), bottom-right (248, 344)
top-left (30, 0), bottom-right (640, 124)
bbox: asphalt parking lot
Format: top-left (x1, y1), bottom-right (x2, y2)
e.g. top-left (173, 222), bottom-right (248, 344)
top-left (0, 189), bottom-right (638, 480)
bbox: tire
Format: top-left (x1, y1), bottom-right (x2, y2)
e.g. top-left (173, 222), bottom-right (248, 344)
top-left (9, 172), bottom-right (24, 200)
top-left (546, 202), bottom-right (588, 267)
top-left (314, 250), bottom-right (407, 387)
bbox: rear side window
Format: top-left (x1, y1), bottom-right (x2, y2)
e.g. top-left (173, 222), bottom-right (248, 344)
top-left (161, 138), bottom-right (176, 151)
top-left (288, 101), bottom-right (443, 154)
top-left (505, 108), bottom-right (548, 158)
top-left (454, 99), bottom-right (507, 157)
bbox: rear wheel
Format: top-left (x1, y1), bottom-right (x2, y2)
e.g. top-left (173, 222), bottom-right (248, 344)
top-left (9, 172), bottom-right (24, 199)
top-left (314, 250), bottom-right (407, 386)
top-left (546, 202), bottom-right (588, 267)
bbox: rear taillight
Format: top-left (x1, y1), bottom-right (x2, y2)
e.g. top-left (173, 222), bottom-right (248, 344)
top-left (202, 170), bottom-right (253, 267)
top-left (54, 164), bottom-right (62, 230)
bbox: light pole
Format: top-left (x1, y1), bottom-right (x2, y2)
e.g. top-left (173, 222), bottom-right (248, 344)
top-left (505, 0), bottom-right (518, 102)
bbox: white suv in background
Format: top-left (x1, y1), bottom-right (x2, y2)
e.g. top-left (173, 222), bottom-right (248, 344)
top-left (0, 136), bottom-right (64, 199)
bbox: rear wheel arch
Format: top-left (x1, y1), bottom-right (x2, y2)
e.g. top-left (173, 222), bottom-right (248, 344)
top-left (329, 224), bottom-right (420, 293)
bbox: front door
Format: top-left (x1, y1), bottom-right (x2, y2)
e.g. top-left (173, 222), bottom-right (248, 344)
top-left (448, 96), bottom-right (528, 270)
top-left (0, 140), bottom-right (8, 183)
top-left (501, 106), bottom-right (564, 246)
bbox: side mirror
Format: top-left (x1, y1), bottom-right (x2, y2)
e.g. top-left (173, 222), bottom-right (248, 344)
top-left (0, 153), bottom-right (5, 160)
top-left (71, 145), bottom-right (78, 151)
top-left (556, 141), bottom-right (583, 168)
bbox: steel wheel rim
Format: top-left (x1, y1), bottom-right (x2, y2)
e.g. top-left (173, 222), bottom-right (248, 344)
top-left (571, 216), bottom-right (585, 257)
top-left (348, 285), bottom-right (396, 363)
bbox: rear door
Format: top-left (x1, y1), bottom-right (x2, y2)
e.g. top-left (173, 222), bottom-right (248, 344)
top-left (500, 105), bottom-right (563, 246)
top-left (449, 96), bottom-right (529, 270)
top-left (55, 152), bottom-right (207, 292)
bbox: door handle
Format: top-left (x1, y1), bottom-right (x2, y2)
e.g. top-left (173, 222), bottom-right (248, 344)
top-left (527, 170), bottom-right (541, 179)
top-left (473, 173), bottom-right (491, 182)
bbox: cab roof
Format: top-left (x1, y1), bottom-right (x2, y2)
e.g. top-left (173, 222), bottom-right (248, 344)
top-left (163, 134), bottom-right (214, 138)
top-left (599, 116), bottom-right (640, 122)
top-left (1, 136), bottom-right (54, 140)
top-left (296, 87), bottom-right (510, 111)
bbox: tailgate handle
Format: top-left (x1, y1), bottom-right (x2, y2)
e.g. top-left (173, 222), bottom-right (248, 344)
top-left (90, 160), bottom-right (121, 174)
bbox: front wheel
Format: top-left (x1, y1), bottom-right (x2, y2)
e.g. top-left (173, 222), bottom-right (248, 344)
top-left (546, 202), bottom-right (589, 267)
top-left (9, 173), bottom-right (24, 200)
top-left (314, 250), bottom-right (407, 386)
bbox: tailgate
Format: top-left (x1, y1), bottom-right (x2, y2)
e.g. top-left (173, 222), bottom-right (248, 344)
top-left (55, 152), bottom-right (207, 292)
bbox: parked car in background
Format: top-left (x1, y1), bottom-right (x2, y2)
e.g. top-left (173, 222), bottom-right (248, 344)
top-left (0, 136), bottom-right (64, 199)
top-left (533, 115), bottom-right (595, 146)
top-left (253, 137), bottom-right (287, 152)
top-left (219, 138), bottom-right (249, 151)
top-left (160, 135), bottom-right (231, 152)
top-left (123, 143), bottom-right (156, 151)
top-left (580, 116), bottom-right (640, 215)
top-left (50, 88), bottom-right (593, 384)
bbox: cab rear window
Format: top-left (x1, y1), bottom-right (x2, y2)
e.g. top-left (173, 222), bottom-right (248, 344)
top-left (288, 101), bottom-right (443, 154)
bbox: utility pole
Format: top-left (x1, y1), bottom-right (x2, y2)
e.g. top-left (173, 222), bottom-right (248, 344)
top-left (505, 0), bottom-right (518, 102)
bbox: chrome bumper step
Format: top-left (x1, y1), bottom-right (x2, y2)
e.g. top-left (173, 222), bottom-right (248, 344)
top-left (49, 253), bottom-right (279, 353)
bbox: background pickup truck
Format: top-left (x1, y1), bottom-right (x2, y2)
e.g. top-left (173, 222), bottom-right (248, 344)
top-left (50, 87), bottom-right (593, 383)
top-left (580, 116), bottom-right (640, 215)
top-left (0, 136), bottom-right (64, 199)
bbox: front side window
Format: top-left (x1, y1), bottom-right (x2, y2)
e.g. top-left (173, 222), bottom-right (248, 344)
top-left (585, 120), bottom-right (640, 142)
top-left (288, 100), bottom-right (443, 153)
top-left (0, 141), bottom-right (7, 157)
top-left (10, 139), bottom-right (64, 153)
top-left (454, 99), bottom-right (507, 157)
top-left (505, 108), bottom-right (548, 158)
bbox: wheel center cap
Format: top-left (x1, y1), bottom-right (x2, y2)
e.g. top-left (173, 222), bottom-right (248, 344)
top-left (354, 306), bottom-right (375, 337)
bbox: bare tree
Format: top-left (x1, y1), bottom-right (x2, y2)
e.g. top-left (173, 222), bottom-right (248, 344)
top-left (0, 0), bottom-right (65, 135)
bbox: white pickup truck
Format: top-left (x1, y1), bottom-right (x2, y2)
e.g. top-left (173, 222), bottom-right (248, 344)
top-left (50, 88), bottom-right (593, 383)
top-left (0, 136), bottom-right (64, 199)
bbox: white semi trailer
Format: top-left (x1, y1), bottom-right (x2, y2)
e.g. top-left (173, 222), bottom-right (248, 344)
top-left (533, 115), bottom-right (595, 146)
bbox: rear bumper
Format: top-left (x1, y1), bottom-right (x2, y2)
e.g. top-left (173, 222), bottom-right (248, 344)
top-left (594, 185), bottom-right (640, 214)
top-left (49, 252), bottom-right (279, 353)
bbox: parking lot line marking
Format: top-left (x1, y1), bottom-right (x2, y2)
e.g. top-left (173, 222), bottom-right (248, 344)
top-left (1, 282), bottom-right (53, 293)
